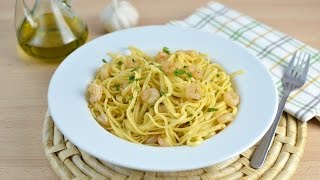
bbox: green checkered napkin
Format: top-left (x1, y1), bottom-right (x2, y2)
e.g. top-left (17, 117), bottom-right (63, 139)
top-left (169, 1), bottom-right (320, 122)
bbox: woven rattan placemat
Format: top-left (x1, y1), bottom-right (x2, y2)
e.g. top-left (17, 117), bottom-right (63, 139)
top-left (43, 112), bottom-right (306, 180)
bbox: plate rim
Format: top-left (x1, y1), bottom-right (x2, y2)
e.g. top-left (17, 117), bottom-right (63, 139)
top-left (48, 25), bottom-right (278, 171)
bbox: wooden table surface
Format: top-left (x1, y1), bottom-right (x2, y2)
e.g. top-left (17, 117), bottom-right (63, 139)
top-left (0, 0), bottom-right (319, 179)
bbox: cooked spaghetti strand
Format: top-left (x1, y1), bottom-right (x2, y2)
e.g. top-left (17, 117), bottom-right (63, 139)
top-left (88, 47), bottom-right (240, 147)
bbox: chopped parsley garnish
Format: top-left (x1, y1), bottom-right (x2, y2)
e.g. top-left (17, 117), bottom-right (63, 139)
top-left (115, 84), bottom-right (120, 91)
top-left (157, 65), bottom-right (163, 71)
top-left (174, 69), bottom-right (186, 76)
top-left (128, 74), bottom-right (135, 83)
top-left (102, 59), bottom-right (107, 63)
top-left (128, 96), bottom-right (134, 100)
top-left (183, 65), bottom-right (188, 68)
top-left (130, 67), bottom-right (139, 72)
top-left (174, 68), bottom-right (193, 79)
top-left (208, 108), bottom-right (218, 112)
top-left (163, 47), bottom-right (170, 54)
top-left (160, 91), bottom-right (166, 96)
top-left (117, 61), bottom-right (123, 66)
top-left (135, 86), bottom-right (140, 92)
top-left (132, 58), bottom-right (136, 62)
top-left (186, 72), bottom-right (193, 79)
top-left (216, 74), bottom-right (220, 77)
top-left (135, 78), bottom-right (141, 81)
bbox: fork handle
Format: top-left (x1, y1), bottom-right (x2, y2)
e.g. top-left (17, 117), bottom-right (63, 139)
top-left (250, 90), bottom-right (291, 169)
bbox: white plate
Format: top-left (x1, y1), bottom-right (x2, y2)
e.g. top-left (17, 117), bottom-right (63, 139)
top-left (48, 25), bottom-right (278, 172)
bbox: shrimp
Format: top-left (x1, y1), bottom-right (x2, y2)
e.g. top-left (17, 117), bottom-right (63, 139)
top-left (145, 136), bottom-right (158, 144)
top-left (88, 83), bottom-right (103, 103)
top-left (125, 58), bottom-right (140, 69)
top-left (224, 91), bottom-right (240, 108)
top-left (188, 65), bottom-right (203, 80)
top-left (141, 88), bottom-right (160, 104)
top-left (158, 104), bottom-right (167, 113)
top-left (217, 113), bottom-right (233, 124)
top-left (157, 136), bottom-right (167, 147)
top-left (185, 83), bottom-right (203, 100)
top-left (96, 113), bottom-right (110, 127)
top-left (155, 52), bottom-right (169, 63)
top-left (100, 64), bottom-right (110, 81)
top-left (161, 61), bottom-right (178, 76)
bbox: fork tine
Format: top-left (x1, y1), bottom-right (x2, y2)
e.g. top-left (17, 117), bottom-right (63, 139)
top-left (293, 52), bottom-right (303, 78)
top-left (300, 53), bottom-right (310, 82)
top-left (293, 52), bottom-right (305, 78)
top-left (285, 51), bottom-right (297, 76)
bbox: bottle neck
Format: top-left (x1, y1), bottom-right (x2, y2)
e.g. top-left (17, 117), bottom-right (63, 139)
top-left (33, 0), bottom-right (62, 15)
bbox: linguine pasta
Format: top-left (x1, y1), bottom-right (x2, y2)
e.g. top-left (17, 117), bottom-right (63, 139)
top-left (88, 47), bottom-right (239, 147)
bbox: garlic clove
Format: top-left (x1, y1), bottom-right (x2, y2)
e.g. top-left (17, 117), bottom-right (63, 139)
top-left (100, 0), bottom-right (139, 32)
top-left (115, 11), bottom-right (128, 29)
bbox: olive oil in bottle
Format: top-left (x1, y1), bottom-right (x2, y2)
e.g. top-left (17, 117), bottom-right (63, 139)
top-left (17, 13), bottom-right (88, 59)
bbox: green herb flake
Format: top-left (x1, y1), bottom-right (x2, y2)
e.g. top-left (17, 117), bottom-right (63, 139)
top-left (208, 108), bottom-right (218, 112)
top-left (128, 74), bottom-right (135, 83)
top-left (128, 96), bottom-right (134, 100)
top-left (174, 69), bottom-right (186, 76)
top-left (102, 59), bottom-right (107, 63)
top-left (132, 58), bottom-right (136, 62)
top-left (160, 91), bottom-right (166, 97)
top-left (135, 86), bottom-right (140, 92)
top-left (130, 67), bottom-right (140, 72)
top-left (163, 47), bottom-right (170, 54)
top-left (115, 84), bottom-right (120, 91)
top-left (216, 74), bottom-right (220, 77)
top-left (135, 78), bottom-right (141, 81)
top-left (117, 61), bottom-right (123, 66)
top-left (183, 65), bottom-right (188, 68)
top-left (186, 72), bottom-right (193, 78)
top-left (157, 65), bottom-right (163, 71)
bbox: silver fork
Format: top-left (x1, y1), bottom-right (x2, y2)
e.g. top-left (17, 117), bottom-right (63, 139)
top-left (251, 51), bottom-right (310, 169)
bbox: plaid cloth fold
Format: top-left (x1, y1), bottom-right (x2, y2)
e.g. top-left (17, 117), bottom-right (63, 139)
top-left (169, 1), bottom-right (320, 122)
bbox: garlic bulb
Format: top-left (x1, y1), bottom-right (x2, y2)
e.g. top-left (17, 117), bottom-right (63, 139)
top-left (100, 0), bottom-right (139, 32)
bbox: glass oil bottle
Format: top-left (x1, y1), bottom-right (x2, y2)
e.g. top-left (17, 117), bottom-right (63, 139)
top-left (15, 0), bottom-right (88, 59)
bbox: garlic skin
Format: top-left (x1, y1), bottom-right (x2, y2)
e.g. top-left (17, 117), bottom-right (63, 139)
top-left (100, 0), bottom-right (139, 32)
